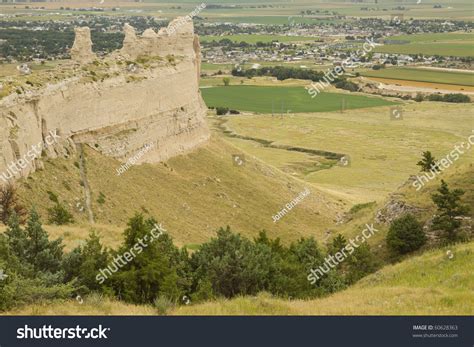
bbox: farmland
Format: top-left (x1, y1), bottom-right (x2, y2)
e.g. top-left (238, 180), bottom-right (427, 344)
top-left (201, 85), bottom-right (396, 114)
top-left (360, 67), bottom-right (474, 87)
top-left (375, 33), bottom-right (474, 57)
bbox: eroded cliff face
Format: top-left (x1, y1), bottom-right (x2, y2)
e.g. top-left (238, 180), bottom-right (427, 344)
top-left (0, 17), bottom-right (209, 182)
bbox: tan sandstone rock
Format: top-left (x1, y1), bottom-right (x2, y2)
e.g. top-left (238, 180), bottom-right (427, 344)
top-left (0, 17), bottom-right (209, 183)
top-left (70, 27), bottom-right (96, 63)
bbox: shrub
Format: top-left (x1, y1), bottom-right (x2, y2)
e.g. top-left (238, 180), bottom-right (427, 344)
top-left (154, 296), bottom-right (175, 315)
top-left (97, 192), bottom-right (106, 205)
top-left (0, 183), bottom-right (27, 225)
top-left (46, 191), bottom-right (59, 203)
top-left (334, 80), bottom-right (359, 92)
top-left (427, 93), bottom-right (470, 103)
top-left (443, 93), bottom-right (470, 103)
top-left (216, 107), bottom-right (229, 115)
top-left (387, 214), bottom-right (426, 254)
top-left (414, 93), bottom-right (424, 102)
top-left (48, 203), bottom-right (74, 225)
top-left (427, 94), bottom-right (443, 102)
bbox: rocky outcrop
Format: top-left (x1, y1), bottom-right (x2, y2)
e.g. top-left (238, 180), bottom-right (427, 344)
top-left (70, 27), bottom-right (96, 63)
top-left (0, 17), bottom-right (209, 183)
top-left (375, 198), bottom-right (426, 225)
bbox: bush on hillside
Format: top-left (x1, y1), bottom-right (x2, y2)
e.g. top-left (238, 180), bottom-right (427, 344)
top-left (387, 214), bottom-right (426, 254)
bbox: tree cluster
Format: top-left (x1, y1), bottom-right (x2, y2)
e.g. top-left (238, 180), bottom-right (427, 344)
top-left (0, 212), bottom-right (379, 311)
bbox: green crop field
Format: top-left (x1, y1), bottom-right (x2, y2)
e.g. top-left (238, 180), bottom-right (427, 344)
top-left (201, 85), bottom-right (396, 113)
top-left (361, 67), bottom-right (474, 87)
top-left (200, 34), bottom-right (317, 44)
top-left (376, 33), bottom-right (474, 57)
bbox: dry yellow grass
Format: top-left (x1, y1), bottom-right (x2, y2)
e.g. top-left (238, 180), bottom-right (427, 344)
top-left (13, 135), bottom-right (343, 249)
top-left (3, 295), bottom-right (156, 316)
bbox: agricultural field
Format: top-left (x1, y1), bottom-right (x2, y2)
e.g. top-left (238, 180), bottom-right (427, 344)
top-left (376, 33), bottom-right (474, 57)
top-left (201, 85), bottom-right (397, 114)
top-left (360, 67), bottom-right (474, 87)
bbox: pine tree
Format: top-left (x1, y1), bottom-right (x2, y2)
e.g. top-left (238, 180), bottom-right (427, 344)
top-left (24, 209), bottom-right (63, 273)
top-left (417, 151), bottom-right (438, 172)
top-left (5, 212), bottom-right (28, 259)
top-left (387, 214), bottom-right (426, 254)
top-left (432, 180), bottom-right (469, 243)
top-left (109, 214), bottom-right (181, 304)
top-left (79, 231), bottom-right (109, 291)
top-left (327, 234), bottom-right (347, 256)
top-left (0, 183), bottom-right (26, 225)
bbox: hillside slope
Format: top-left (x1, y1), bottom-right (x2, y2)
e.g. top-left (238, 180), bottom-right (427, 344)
top-left (11, 135), bottom-right (343, 248)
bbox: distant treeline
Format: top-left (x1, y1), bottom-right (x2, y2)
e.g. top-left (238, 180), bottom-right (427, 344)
top-left (231, 66), bottom-right (345, 83)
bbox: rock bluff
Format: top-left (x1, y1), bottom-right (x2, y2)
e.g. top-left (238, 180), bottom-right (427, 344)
top-left (0, 17), bottom-right (209, 182)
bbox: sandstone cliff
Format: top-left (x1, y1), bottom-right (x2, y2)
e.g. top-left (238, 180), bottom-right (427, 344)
top-left (0, 17), bottom-right (209, 183)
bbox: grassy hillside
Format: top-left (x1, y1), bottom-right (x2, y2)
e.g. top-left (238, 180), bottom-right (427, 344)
top-left (172, 241), bottom-right (474, 315)
top-left (10, 134), bottom-right (343, 249)
top-left (218, 102), bottom-right (473, 203)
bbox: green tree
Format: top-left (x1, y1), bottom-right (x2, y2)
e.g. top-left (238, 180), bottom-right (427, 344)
top-left (108, 214), bottom-right (183, 304)
top-left (47, 203), bottom-right (74, 225)
top-left (25, 209), bottom-right (63, 273)
top-left (5, 213), bottom-right (28, 260)
top-left (387, 214), bottom-right (426, 254)
top-left (431, 180), bottom-right (470, 243)
top-left (63, 231), bottom-right (109, 292)
top-left (0, 212), bottom-right (75, 311)
top-left (417, 151), bottom-right (438, 172)
top-left (327, 234), bottom-right (347, 256)
top-left (346, 243), bottom-right (379, 284)
top-left (223, 77), bottom-right (231, 86)
top-left (0, 184), bottom-right (26, 225)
